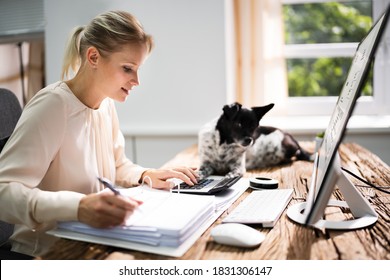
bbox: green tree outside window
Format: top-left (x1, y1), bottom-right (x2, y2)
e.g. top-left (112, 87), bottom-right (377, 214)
top-left (283, 2), bottom-right (373, 97)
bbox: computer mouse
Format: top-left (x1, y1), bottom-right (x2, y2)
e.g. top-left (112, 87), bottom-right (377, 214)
top-left (210, 223), bottom-right (265, 248)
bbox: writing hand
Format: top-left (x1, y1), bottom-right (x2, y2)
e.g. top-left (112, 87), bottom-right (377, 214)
top-left (78, 191), bottom-right (142, 228)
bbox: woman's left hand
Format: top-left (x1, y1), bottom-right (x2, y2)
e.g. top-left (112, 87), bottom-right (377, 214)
top-left (140, 167), bottom-right (199, 190)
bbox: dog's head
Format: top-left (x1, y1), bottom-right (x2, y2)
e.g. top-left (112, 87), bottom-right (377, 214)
top-left (216, 102), bottom-right (274, 147)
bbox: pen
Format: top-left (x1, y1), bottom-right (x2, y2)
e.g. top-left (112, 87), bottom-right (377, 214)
top-left (98, 177), bottom-right (121, 196)
top-left (97, 177), bottom-right (144, 216)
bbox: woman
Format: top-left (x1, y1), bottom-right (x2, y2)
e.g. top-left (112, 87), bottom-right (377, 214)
top-left (0, 10), bottom-right (198, 257)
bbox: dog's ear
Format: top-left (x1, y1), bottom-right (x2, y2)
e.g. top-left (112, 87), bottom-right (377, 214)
top-left (222, 102), bottom-right (242, 120)
top-left (252, 103), bottom-right (274, 121)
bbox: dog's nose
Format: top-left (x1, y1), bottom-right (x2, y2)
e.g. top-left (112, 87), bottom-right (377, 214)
top-left (243, 137), bottom-right (253, 146)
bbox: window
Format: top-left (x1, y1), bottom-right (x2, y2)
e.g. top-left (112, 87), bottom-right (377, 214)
top-left (282, 0), bottom-right (390, 116)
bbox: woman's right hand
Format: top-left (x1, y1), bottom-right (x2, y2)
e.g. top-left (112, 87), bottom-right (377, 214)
top-left (77, 191), bottom-right (142, 228)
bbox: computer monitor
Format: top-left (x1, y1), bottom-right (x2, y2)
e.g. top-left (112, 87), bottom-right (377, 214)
top-left (287, 5), bottom-right (389, 230)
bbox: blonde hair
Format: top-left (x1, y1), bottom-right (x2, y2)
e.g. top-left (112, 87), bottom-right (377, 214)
top-left (61, 11), bottom-right (153, 80)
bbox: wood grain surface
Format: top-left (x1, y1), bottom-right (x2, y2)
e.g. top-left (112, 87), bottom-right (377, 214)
top-left (39, 142), bottom-right (390, 260)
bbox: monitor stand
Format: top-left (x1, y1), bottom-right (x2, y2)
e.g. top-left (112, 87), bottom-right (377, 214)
top-left (287, 153), bottom-right (378, 230)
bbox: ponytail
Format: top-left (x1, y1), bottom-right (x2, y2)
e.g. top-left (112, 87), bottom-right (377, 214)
top-left (61, 26), bottom-right (84, 80)
top-left (61, 11), bottom-right (153, 81)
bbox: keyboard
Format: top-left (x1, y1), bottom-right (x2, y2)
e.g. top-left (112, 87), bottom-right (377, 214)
top-left (222, 189), bottom-right (294, 227)
top-left (171, 176), bottom-right (242, 195)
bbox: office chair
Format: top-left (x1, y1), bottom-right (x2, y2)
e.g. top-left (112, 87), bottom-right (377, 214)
top-left (0, 88), bottom-right (22, 151)
top-left (0, 88), bottom-right (33, 260)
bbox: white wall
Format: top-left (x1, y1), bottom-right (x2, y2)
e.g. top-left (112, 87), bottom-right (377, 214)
top-left (44, 0), bottom-right (390, 167)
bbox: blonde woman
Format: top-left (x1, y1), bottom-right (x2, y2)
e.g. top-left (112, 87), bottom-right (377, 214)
top-left (0, 10), bottom-right (198, 257)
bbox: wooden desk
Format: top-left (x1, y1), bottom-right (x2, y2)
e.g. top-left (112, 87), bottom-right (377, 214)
top-left (39, 142), bottom-right (390, 260)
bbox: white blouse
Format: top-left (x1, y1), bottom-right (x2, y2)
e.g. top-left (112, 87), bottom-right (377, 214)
top-left (0, 81), bottom-right (148, 256)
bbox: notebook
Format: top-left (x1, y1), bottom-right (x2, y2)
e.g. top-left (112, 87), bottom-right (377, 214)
top-left (48, 179), bottom-right (249, 257)
top-left (55, 186), bottom-right (215, 247)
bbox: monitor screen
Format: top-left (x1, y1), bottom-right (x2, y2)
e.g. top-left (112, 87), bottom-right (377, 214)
top-left (303, 6), bottom-right (390, 225)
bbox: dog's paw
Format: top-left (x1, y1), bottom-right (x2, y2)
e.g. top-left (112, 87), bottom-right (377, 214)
top-left (198, 165), bottom-right (213, 179)
top-left (225, 171), bottom-right (243, 179)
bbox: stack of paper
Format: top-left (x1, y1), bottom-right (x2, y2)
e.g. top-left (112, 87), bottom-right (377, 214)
top-left (57, 187), bottom-right (215, 247)
top-left (50, 178), bottom-right (248, 257)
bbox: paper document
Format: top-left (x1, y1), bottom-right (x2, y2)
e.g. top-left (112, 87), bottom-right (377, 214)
top-left (49, 177), bottom-right (249, 257)
top-left (57, 186), bottom-right (215, 247)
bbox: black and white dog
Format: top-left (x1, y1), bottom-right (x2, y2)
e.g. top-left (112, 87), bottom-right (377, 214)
top-left (198, 102), bottom-right (313, 178)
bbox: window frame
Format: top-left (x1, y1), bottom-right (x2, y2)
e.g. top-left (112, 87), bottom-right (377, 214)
top-left (281, 0), bottom-right (390, 117)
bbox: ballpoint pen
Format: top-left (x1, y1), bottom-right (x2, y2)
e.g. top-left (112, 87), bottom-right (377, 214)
top-left (98, 176), bottom-right (145, 216)
top-left (97, 177), bottom-right (121, 196)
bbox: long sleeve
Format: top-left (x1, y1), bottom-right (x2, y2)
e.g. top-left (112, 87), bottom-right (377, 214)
top-left (0, 87), bottom-right (84, 228)
top-left (0, 81), bottom-right (147, 256)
